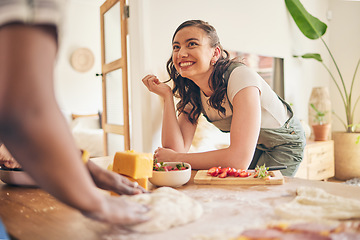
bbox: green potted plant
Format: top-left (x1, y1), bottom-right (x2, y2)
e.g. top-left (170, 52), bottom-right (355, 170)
top-left (285, 0), bottom-right (360, 180)
top-left (310, 103), bottom-right (330, 141)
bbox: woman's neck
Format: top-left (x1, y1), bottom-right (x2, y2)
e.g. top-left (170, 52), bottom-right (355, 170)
top-left (190, 72), bottom-right (213, 97)
top-left (201, 89), bottom-right (211, 97)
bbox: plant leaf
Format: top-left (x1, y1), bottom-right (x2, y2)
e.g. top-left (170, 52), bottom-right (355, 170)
top-left (285, 0), bottom-right (327, 40)
top-left (301, 53), bottom-right (323, 62)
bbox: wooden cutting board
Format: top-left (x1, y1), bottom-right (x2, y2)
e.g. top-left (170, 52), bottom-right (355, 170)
top-left (194, 170), bottom-right (284, 185)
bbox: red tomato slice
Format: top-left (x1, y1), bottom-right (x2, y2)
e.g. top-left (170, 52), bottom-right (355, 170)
top-left (164, 166), bottom-right (173, 171)
top-left (227, 168), bottom-right (237, 176)
top-left (233, 169), bottom-right (241, 177)
top-left (239, 171), bottom-right (250, 177)
top-left (218, 171), bottom-right (228, 178)
top-left (207, 167), bottom-right (220, 177)
top-left (154, 163), bottom-right (161, 170)
top-left (220, 167), bottom-right (231, 174)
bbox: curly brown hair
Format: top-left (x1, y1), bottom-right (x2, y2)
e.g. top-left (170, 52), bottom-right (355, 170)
top-left (166, 20), bottom-right (238, 124)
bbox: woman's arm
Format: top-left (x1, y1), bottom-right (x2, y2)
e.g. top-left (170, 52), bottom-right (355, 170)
top-left (154, 86), bottom-right (261, 170)
top-left (142, 75), bottom-right (197, 152)
top-left (161, 96), bottom-right (197, 152)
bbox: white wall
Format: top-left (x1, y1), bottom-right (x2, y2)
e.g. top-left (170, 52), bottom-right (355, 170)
top-left (329, 0), bottom-right (360, 131)
top-left (55, 0), bottom-right (103, 115)
top-left (54, 0), bottom-right (360, 153)
top-left (129, 0), bottom-right (334, 152)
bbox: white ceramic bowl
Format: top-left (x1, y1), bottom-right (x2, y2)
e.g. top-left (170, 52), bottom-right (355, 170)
top-left (149, 162), bottom-right (191, 188)
top-left (0, 168), bottom-right (37, 187)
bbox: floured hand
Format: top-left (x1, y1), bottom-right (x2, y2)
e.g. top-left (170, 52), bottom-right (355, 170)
top-left (82, 195), bottom-right (151, 225)
top-left (87, 160), bottom-right (147, 195)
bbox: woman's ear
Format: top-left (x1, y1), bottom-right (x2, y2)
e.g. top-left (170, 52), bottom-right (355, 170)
top-left (212, 46), bottom-right (221, 63)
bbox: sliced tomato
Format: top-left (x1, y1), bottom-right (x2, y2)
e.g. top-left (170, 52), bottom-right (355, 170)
top-left (220, 167), bottom-right (231, 174)
top-left (218, 170), bottom-right (228, 178)
top-left (164, 166), bottom-right (173, 171)
top-left (207, 167), bottom-right (220, 177)
top-left (239, 171), bottom-right (251, 177)
top-left (233, 169), bottom-right (241, 177)
top-left (227, 167), bottom-right (237, 176)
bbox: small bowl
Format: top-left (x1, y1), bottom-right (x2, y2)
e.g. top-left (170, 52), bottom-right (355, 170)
top-left (0, 168), bottom-right (37, 187)
top-left (149, 162), bottom-right (191, 188)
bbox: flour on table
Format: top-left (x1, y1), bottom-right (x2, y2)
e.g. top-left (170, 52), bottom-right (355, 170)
top-left (275, 186), bottom-right (360, 220)
top-left (125, 187), bottom-right (203, 233)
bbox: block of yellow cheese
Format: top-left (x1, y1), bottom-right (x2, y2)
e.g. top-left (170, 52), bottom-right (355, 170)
top-left (81, 149), bottom-right (90, 164)
top-left (126, 176), bottom-right (148, 190)
top-left (111, 176), bottom-right (149, 196)
top-left (107, 163), bottom-right (113, 171)
top-left (112, 150), bottom-right (153, 179)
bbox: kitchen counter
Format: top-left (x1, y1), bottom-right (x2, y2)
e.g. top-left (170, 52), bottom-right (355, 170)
top-left (0, 156), bottom-right (359, 240)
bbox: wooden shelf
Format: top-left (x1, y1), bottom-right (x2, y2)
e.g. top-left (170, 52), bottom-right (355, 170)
top-left (295, 140), bottom-right (334, 180)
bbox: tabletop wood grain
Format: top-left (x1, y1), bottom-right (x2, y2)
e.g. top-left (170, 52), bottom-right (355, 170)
top-left (1, 156), bottom-right (359, 240)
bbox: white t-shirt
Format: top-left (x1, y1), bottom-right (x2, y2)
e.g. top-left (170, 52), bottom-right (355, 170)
top-left (0, 0), bottom-right (67, 45)
top-left (201, 65), bottom-right (290, 129)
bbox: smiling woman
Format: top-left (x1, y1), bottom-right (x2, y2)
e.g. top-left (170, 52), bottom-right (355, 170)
top-left (170, 26), bottom-right (220, 89)
top-left (142, 20), bottom-right (306, 177)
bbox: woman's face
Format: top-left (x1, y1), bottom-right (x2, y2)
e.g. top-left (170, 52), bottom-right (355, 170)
top-left (172, 26), bottom-right (216, 82)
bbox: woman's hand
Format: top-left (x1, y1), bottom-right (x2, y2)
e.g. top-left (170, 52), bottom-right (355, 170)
top-left (82, 195), bottom-right (151, 225)
top-left (86, 160), bottom-right (147, 195)
top-left (154, 147), bottom-right (178, 162)
top-left (142, 74), bottom-right (172, 98)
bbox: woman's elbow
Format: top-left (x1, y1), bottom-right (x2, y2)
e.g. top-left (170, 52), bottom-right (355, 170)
top-left (161, 141), bottom-right (189, 153)
top-left (162, 145), bottom-right (188, 153)
top-left (226, 148), bottom-right (253, 170)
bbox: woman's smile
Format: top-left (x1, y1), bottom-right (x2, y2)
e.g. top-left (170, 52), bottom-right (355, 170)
top-left (179, 61), bottom-right (194, 67)
top-left (172, 26), bottom-right (215, 82)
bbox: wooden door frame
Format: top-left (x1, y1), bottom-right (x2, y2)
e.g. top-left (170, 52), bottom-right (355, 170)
top-left (100, 0), bottom-right (130, 155)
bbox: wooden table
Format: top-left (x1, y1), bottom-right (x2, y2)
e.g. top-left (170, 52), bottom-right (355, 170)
top-left (1, 157), bottom-right (360, 240)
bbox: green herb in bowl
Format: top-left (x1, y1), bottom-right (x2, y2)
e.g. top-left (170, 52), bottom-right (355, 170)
top-left (153, 159), bottom-right (189, 171)
top-left (150, 161), bottom-right (192, 187)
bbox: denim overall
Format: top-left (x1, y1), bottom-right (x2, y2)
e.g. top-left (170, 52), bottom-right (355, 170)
top-left (202, 63), bottom-right (306, 176)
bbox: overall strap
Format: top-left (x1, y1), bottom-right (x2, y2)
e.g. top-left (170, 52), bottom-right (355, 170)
top-left (200, 62), bottom-right (294, 133)
top-left (278, 96), bottom-right (294, 128)
top-left (223, 62), bottom-right (244, 112)
top-left (223, 62), bottom-right (244, 83)
top-left (201, 62), bottom-right (244, 117)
